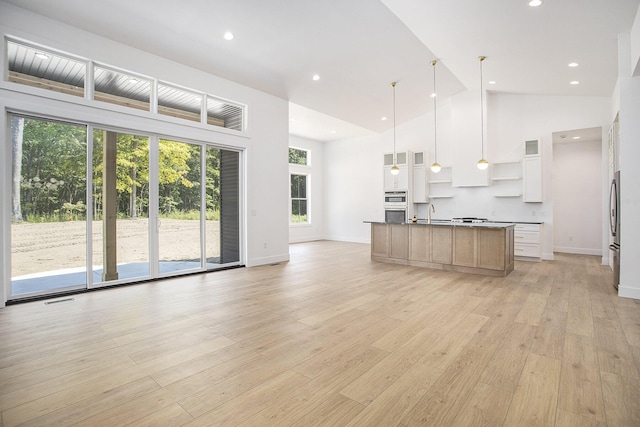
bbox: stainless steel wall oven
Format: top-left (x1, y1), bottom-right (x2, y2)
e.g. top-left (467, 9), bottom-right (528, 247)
top-left (384, 191), bottom-right (407, 224)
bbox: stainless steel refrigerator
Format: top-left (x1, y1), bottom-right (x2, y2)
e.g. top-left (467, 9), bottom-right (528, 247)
top-left (609, 171), bottom-right (620, 289)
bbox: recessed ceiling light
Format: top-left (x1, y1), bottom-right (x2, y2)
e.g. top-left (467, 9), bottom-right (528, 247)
top-left (381, 116), bottom-right (387, 121)
top-left (568, 62), bottom-right (579, 67)
top-left (528, 0), bottom-right (542, 7)
top-left (224, 32), bottom-right (234, 40)
top-left (570, 80), bottom-right (580, 85)
top-left (312, 74), bottom-right (320, 81)
top-left (331, 130), bottom-right (337, 134)
top-left (489, 81), bottom-right (496, 85)
top-left (572, 136), bottom-right (581, 140)
top-left (35, 52), bottom-right (49, 60)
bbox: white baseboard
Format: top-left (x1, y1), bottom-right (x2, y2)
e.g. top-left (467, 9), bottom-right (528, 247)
top-left (553, 247), bottom-right (602, 256)
top-left (323, 235), bottom-right (370, 244)
top-left (289, 236), bottom-right (324, 244)
top-left (618, 284), bottom-right (640, 300)
top-left (247, 253), bottom-right (290, 267)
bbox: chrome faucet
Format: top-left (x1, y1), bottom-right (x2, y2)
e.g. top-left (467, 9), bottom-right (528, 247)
top-left (427, 203), bottom-right (435, 224)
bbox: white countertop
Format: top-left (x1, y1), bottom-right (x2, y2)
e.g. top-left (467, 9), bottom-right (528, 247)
top-left (364, 220), bottom-right (515, 229)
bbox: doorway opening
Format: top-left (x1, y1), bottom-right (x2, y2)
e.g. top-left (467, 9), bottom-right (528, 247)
top-left (551, 127), bottom-right (602, 256)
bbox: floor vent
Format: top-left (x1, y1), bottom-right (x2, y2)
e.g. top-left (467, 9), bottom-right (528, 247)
top-left (45, 298), bottom-right (75, 305)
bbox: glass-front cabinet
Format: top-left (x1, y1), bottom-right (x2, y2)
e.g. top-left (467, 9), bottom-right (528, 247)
top-left (383, 151), bottom-right (410, 190)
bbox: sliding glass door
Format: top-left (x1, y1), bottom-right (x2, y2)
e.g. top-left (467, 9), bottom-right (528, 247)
top-left (10, 116), bottom-right (88, 296)
top-left (157, 139), bottom-right (203, 274)
top-left (91, 129), bottom-right (150, 285)
top-left (9, 113), bottom-right (242, 300)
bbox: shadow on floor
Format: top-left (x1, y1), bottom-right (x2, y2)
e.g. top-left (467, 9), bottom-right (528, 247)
top-left (11, 260), bottom-right (220, 295)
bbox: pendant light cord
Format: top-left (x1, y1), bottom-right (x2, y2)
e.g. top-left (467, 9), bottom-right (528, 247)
top-left (479, 56), bottom-right (485, 159)
top-left (392, 82), bottom-right (397, 158)
top-left (432, 61), bottom-right (437, 163)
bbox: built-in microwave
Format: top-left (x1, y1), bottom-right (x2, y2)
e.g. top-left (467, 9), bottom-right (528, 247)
top-left (384, 191), bottom-right (407, 205)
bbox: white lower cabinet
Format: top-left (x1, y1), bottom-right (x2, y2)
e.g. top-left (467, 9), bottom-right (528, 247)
top-left (514, 223), bottom-right (542, 261)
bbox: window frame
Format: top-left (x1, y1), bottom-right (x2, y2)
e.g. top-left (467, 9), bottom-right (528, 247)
top-left (290, 172), bottom-right (310, 225)
top-left (5, 37), bottom-right (246, 133)
top-left (288, 147), bottom-right (309, 166)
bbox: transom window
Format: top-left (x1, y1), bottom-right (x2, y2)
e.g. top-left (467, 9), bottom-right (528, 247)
top-left (289, 147), bottom-right (308, 165)
top-left (5, 38), bottom-right (245, 132)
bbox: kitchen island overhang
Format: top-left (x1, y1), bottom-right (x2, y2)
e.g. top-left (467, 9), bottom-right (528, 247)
top-left (367, 221), bottom-right (516, 277)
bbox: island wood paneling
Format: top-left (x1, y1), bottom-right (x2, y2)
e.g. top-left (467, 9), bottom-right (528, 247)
top-left (478, 228), bottom-right (507, 270)
top-left (371, 223), bottom-right (389, 258)
top-left (389, 224), bottom-right (409, 260)
top-left (431, 226), bottom-right (452, 265)
top-left (453, 227), bottom-right (477, 268)
top-left (371, 223), bottom-right (514, 277)
top-left (409, 225), bottom-right (430, 262)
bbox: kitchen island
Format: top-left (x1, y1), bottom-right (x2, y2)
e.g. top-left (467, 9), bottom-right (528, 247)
top-left (367, 221), bottom-right (515, 277)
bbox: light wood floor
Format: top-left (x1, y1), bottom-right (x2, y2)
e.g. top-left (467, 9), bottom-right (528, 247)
top-left (1, 241), bottom-right (639, 426)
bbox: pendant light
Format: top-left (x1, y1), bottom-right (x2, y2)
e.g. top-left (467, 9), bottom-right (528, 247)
top-left (430, 60), bottom-right (441, 173)
top-left (390, 81), bottom-right (400, 175)
top-left (477, 55), bottom-right (489, 170)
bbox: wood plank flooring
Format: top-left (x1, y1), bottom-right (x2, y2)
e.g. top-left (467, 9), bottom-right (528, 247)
top-left (1, 241), bottom-right (639, 426)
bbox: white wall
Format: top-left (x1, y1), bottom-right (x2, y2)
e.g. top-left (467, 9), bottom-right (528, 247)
top-left (553, 139), bottom-right (602, 255)
top-left (324, 92), bottom-right (612, 264)
top-left (632, 4), bottom-right (640, 76)
top-left (451, 90), bottom-right (489, 187)
top-left (324, 133), bottom-right (386, 243)
top-left (0, 3), bottom-right (290, 305)
top-left (617, 27), bottom-right (640, 300)
top-left (289, 135), bottom-right (324, 243)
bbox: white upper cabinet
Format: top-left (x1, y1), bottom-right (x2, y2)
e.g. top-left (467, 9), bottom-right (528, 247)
top-left (383, 151), bottom-right (412, 190)
top-left (412, 151), bottom-right (428, 203)
top-left (523, 139), bottom-right (542, 202)
top-left (525, 139), bottom-right (540, 156)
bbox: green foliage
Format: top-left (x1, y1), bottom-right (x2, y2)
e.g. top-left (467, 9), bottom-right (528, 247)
top-left (18, 119), bottom-right (86, 222)
top-left (14, 117), bottom-right (224, 223)
top-left (291, 214), bottom-right (308, 223)
top-left (289, 147), bottom-right (308, 165)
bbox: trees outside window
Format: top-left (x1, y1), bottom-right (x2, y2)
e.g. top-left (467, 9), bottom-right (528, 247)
top-left (289, 146), bottom-right (310, 224)
top-left (290, 173), bottom-right (308, 223)
top-left (289, 147), bottom-right (308, 165)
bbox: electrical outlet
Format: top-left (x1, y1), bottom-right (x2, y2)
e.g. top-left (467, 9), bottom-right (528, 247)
top-left (263, 242), bottom-right (267, 249)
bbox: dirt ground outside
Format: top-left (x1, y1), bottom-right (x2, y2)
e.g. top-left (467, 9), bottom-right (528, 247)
top-left (11, 218), bottom-right (220, 277)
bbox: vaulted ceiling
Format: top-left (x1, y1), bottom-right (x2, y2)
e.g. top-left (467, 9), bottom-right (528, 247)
top-left (4, 0), bottom-right (639, 141)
